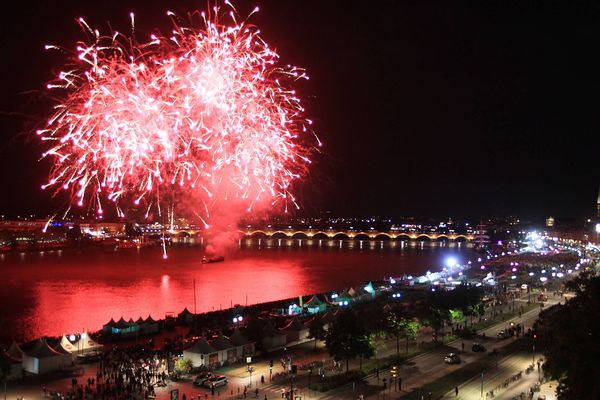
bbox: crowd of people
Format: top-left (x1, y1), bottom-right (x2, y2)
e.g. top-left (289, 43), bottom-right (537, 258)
top-left (47, 346), bottom-right (168, 400)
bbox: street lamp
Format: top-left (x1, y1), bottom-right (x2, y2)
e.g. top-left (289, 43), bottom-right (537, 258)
top-left (480, 372), bottom-right (484, 399)
top-left (246, 356), bottom-right (253, 388)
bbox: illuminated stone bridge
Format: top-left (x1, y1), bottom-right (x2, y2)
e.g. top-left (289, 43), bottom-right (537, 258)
top-left (173, 228), bottom-right (475, 241)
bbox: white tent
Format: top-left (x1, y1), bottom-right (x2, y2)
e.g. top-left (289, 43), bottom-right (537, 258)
top-left (59, 335), bottom-right (78, 353)
top-left (22, 339), bottom-right (65, 375)
top-left (52, 342), bottom-right (74, 368)
top-left (72, 333), bottom-right (103, 353)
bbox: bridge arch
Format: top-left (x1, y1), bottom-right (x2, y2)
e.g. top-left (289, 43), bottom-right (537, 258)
top-left (271, 231), bottom-right (289, 239)
top-left (249, 230), bottom-right (269, 239)
top-left (312, 232), bottom-right (329, 240)
top-left (291, 232), bottom-right (309, 239)
top-left (416, 234), bottom-right (432, 241)
top-left (353, 233), bottom-right (371, 241)
top-left (374, 233), bottom-right (392, 241)
top-left (332, 232), bottom-right (350, 240)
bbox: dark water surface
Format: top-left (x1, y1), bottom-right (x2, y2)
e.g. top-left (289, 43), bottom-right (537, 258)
top-left (0, 240), bottom-right (477, 343)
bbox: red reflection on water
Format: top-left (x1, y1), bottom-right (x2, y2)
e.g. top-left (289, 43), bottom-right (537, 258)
top-left (0, 244), bottom-right (476, 342)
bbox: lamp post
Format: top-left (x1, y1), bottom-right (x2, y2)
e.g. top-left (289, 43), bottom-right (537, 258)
top-left (246, 356), bottom-right (253, 388)
top-left (480, 372), bottom-right (484, 399)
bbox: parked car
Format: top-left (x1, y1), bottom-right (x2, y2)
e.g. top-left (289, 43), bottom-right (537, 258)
top-left (444, 353), bottom-right (461, 364)
top-left (203, 375), bottom-right (228, 388)
top-left (193, 372), bottom-right (214, 386)
top-left (497, 330), bottom-right (510, 339)
top-left (472, 343), bottom-right (486, 352)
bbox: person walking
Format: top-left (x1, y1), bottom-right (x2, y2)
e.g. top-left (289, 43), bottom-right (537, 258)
top-left (455, 386), bottom-right (459, 396)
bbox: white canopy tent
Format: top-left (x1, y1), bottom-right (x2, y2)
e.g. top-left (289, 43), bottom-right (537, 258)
top-left (22, 339), bottom-right (65, 375)
top-left (59, 335), bottom-right (78, 353)
top-left (72, 332), bottom-right (103, 353)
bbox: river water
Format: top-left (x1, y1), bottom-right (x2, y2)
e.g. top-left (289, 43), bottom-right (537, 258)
top-left (0, 239), bottom-right (477, 343)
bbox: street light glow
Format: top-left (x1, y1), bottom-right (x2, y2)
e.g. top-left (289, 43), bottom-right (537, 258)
top-left (445, 257), bottom-right (457, 269)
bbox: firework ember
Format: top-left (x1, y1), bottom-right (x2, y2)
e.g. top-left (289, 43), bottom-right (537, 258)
top-left (39, 2), bottom-right (316, 223)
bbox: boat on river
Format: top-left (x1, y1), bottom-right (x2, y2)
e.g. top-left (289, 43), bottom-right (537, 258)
top-left (202, 256), bottom-right (225, 264)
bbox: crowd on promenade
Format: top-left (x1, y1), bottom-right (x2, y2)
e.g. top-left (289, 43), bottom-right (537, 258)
top-left (46, 345), bottom-right (169, 400)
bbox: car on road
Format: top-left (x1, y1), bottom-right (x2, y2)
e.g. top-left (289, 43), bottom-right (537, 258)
top-left (472, 343), bottom-right (486, 352)
top-left (203, 375), bottom-right (228, 388)
top-left (193, 372), bottom-right (214, 386)
top-left (497, 330), bottom-right (510, 339)
top-left (444, 353), bottom-right (461, 364)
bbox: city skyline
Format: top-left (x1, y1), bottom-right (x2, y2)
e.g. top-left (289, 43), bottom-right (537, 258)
top-left (0, 0), bottom-right (599, 219)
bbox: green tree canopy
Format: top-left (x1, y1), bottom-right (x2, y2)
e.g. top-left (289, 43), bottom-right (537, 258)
top-left (536, 275), bottom-right (600, 399)
top-left (325, 308), bottom-right (373, 372)
top-left (386, 309), bottom-right (419, 357)
top-left (308, 314), bottom-right (326, 349)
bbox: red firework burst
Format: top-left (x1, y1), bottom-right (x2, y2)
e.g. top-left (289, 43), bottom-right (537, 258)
top-left (39, 2), bottom-right (317, 224)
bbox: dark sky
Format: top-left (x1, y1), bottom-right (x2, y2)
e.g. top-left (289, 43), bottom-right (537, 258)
top-left (0, 0), bottom-right (598, 219)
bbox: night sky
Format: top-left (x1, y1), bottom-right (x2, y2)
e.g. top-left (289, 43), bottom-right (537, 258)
top-left (0, 1), bottom-right (598, 220)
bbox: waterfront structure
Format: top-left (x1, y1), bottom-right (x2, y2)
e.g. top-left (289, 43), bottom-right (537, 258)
top-left (171, 227), bottom-right (475, 241)
top-left (261, 321), bottom-right (287, 352)
top-left (281, 317), bottom-right (311, 343)
top-left (597, 184), bottom-right (600, 218)
top-left (22, 339), bottom-right (66, 375)
top-left (184, 338), bottom-right (217, 367)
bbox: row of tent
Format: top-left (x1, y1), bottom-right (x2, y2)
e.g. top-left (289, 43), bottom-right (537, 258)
top-left (1, 333), bottom-right (102, 377)
top-left (101, 287), bottom-right (377, 339)
top-left (102, 315), bottom-right (159, 336)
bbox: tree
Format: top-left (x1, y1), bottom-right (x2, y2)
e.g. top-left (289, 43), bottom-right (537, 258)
top-left (174, 357), bottom-right (193, 374)
top-left (308, 314), bottom-right (326, 350)
top-left (535, 275), bottom-right (600, 399)
top-left (325, 308), bottom-right (371, 372)
top-left (448, 308), bottom-right (466, 329)
top-left (356, 334), bottom-right (375, 371)
top-left (386, 310), bottom-right (419, 357)
top-left (424, 307), bottom-right (448, 341)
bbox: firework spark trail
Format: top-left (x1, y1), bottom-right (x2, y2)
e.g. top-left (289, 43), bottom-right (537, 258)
top-left (40, 2), bottom-right (317, 225)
